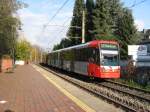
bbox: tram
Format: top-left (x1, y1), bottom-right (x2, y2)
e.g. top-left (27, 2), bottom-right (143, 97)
top-left (46, 40), bottom-right (120, 78)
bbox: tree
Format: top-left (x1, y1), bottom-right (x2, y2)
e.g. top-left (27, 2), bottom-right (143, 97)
top-left (0, 14), bottom-right (20, 58)
top-left (30, 45), bottom-right (44, 63)
top-left (54, 0), bottom-right (139, 60)
top-left (108, 0), bottom-right (123, 30)
top-left (0, 0), bottom-right (26, 58)
top-left (60, 38), bottom-right (72, 48)
top-left (85, 0), bottom-right (94, 42)
top-left (67, 0), bottom-right (84, 45)
top-left (53, 38), bottom-right (72, 50)
top-left (92, 0), bottom-right (112, 39)
top-left (53, 44), bottom-right (62, 51)
top-left (115, 8), bottom-right (138, 59)
top-left (15, 39), bottom-right (31, 61)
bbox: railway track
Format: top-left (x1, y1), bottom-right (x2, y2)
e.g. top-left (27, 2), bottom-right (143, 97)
top-left (38, 64), bottom-right (150, 112)
top-left (99, 80), bottom-right (150, 103)
top-left (106, 80), bottom-right (150, 94)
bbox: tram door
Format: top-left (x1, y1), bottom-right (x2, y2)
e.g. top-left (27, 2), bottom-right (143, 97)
top-left (88, 48), bottom-right (100, 77)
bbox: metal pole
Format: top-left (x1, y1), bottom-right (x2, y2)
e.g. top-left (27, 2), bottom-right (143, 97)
top-left (34, 48), bottom-right (36, 63)
top-left (12, 26), bottom-right (15, 67)
top-left (40, 50), bottom-right (43, 63)
top-left (82, 9), bottom-right (85, 43)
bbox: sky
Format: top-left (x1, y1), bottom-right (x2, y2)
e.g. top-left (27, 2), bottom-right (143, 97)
top-left (18, 0), bottom-right (150, 50)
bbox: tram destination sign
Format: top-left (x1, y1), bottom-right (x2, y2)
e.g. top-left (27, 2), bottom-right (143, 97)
top-left (101, 44), bottom-right (117, 50)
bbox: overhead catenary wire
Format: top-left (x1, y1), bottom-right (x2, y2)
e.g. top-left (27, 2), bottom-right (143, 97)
top-left (48, 24), bottom-right (82, 51)
top-left (44, 25), bottom-right (81, 29)
top-left (45, 0), bottom-right (149, 51)
top-left (44, 2), bottom-right (75, 48)
top-left (36, 0), bottom-right (71, 50)
top-left (129, 0), bottom-right (149, 8)
top-left (41, 0), bottom-right (53, 8)
top-left (47, 17), bottom-right (72, 46)
top-left (43, 0), bottom-right (70, 30)
top-left (40, 0), bottom-right (71, 48)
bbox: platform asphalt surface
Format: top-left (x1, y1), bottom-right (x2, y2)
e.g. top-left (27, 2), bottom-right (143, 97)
top-left (0, 65), bottom-right (85, 112)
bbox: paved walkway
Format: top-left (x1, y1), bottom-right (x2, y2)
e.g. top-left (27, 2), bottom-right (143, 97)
top-left (0, 65), bottom-right (85, 112)
top-left (34, 65), bottom-right (122, 112)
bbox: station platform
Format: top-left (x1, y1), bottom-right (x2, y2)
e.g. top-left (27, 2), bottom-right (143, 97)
top-left (0, 65), bottom-right (86, 112)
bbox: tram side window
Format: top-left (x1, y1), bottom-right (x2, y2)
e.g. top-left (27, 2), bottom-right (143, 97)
top-left (84, 48), bottom-right (90, 62)
top-left (75, 49), bottom-right (80, 61)
top-left (61, 51), bottom-right (64, 61)
top-left (63, 50), bottom-right (74, 61)
top-left (63, 51), bottom-right (66, 60)
top-left (95, 48), bottom-right (100, 65)
top-left (53, 53), bottom-right (56, 64)
top-left (72, 49), bottom-right (75, 61)
top-left (88, 48), bottom-right (100, 65)
top-left (80, 48), bottom-right (84, 61)
top-left (74, 48), bottom-right (91, 62)
top-left (70, 49), bottom-right (75, 61)
top-left (77, 48), bottom-right (89, 62)
top-left (78, 49), bottom-right (81, 61)
top-left (74, 49), bottom-right (77, 61)
top-left (87, 48), bottom-right (92, 62)
top-left (64, 51), bottom-right (67, 61)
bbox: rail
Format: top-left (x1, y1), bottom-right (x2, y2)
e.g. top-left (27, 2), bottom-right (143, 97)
top-left (38, 64), bottom-right (150, 112)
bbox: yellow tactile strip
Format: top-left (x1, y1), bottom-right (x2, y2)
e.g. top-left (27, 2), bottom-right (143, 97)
top-left (33, 65), bottom-right (96, 112)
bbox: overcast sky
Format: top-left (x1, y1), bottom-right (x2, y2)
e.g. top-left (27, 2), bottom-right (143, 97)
top-left (18, 0), bottom-right (150, 50)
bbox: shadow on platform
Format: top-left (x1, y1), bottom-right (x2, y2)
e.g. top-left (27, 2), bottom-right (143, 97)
top-left (4, 109), bottom-right (14, 112)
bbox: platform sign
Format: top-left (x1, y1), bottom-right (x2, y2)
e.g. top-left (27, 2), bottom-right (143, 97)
top-left (128, 45), bottom-right (147, 56)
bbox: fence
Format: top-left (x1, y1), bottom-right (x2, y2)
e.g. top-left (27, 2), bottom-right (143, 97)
top-left (0, 58), bottom-right (13, 72)
top-left (120, 60), bottom-right (150, 85)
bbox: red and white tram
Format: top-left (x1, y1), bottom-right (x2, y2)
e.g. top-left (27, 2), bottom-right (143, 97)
top-left (46, 40), bottom-right (120, 78)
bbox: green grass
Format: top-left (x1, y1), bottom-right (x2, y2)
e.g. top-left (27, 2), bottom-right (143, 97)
top-left (113, 79), bottom-right (150, 91)
top-left (145, 84), bottom-right (150, 90)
